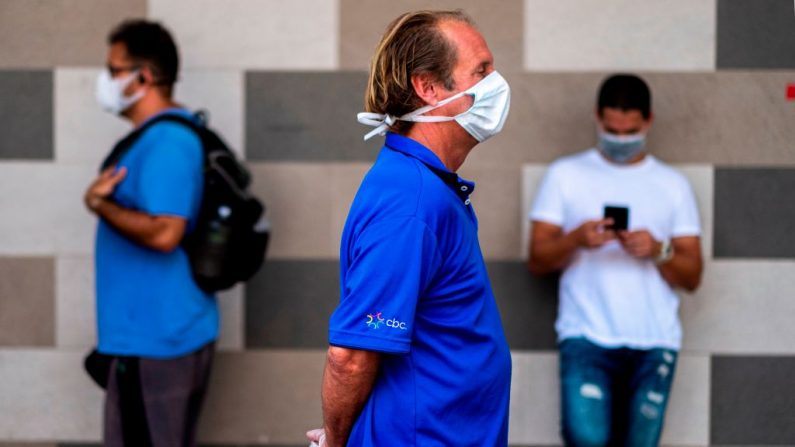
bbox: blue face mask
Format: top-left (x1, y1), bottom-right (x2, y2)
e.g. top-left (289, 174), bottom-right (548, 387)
top-left (597, 129), bottom-right (647, 163)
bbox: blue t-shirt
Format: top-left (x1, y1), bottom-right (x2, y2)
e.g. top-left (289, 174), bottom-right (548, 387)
top-left (329, 133), bottom-right (512, 446)
top-left (95, 108), bottom-right (219, 359)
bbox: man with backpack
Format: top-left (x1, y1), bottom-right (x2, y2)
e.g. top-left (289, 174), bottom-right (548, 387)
top-left (84, 19), bottom-right (217, 446)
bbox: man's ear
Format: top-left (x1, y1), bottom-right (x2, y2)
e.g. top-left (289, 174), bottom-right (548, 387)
top-left (410, 72), bottom-right (441, 106)
top-left (137, 66), bottom-right (153, 86)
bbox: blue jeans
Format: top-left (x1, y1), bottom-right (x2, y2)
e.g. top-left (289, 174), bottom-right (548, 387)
top-left (559, 337), bottom-right (678, 447)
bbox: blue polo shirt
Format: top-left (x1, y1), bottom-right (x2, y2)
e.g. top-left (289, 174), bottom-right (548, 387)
top-left (329, 133), bottom-right (512, 446)
top-left (95, 108), bottom-right (219, 359)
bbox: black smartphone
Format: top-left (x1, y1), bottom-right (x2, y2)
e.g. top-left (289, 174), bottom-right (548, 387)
top-left (603, 205), bottom-right (629, 231)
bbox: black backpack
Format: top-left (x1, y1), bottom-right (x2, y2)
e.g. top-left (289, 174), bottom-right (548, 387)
top-left (101, 111), bottom-right (269, 292)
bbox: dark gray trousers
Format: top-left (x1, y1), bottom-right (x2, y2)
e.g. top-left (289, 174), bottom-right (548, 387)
top-left (103, 342), bottom-right (215, 447)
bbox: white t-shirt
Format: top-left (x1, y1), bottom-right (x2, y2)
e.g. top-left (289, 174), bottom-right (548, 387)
top-left (530, 148), bottom-right (701, 350)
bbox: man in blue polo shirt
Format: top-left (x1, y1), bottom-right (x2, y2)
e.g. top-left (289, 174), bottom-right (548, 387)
top-left (84, 20), bottom-right (217, 446)
top-left (307, 10), bottom-right (512, 447)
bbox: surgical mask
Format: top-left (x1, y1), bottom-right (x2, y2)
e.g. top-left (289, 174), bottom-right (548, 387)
top-left (597, 128), bottom-right (647, 163)
top-left (95, 69), bottom-right (145, 114)
top-left (358, 70), bottom-right (511, 142)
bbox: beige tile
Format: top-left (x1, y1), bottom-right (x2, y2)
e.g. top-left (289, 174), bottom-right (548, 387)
top-left (468, 72), bottom-right (606, 166)
top-left (0, 257), bottom-right (55, 347)
top-left (508, 351), bottom-right (561, 444)
top-left (713, 72), bottom-right (795, 165)
top-left (197, 350), bottom-right (326, 444)
top-left (680, 260), bottom-right (795, 355)
top-left (676, 166), bottom-right (713, 259)
top-left (508, 351), bottom-right (709, 446)
top-left (520, 164), bottom-right (548, 260)
top-left (660, 354), bottom-right (710, 446)
top-left (329, 163), bottom-right (371, 257)
top-left (0, 0), bottom-right (146, 68)
top-left (55, 256), bottom-right (95, 349)
top-left (524, 0), bottom-right (716, 71)
top-left (0, 163), bottom-right (58, 255)
top-left (0, 349), bottom-right (103, 441)
top-left (56, 68), bottom-right (244, 163)
top-left (176, 70), bottom-right (245, 157)
top-left (148, 0), bottom-right (338, 69)
top-left (340, 0), bottom-right (524, 72)
top-left (458, 164), bottom-right (523, 260)
top-left (249, 163), bottom-right (337, 259)
top-left (55, 68), bottom-right (132, 165)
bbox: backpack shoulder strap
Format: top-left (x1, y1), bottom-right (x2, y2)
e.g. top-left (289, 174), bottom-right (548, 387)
top-left (99, 112), bottom-right (204, 172)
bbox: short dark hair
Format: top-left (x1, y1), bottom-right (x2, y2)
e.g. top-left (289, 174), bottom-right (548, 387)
top-left (597, 74), bottom-right (651, 120)
top-left (108, 20), bottom-right (179, 90)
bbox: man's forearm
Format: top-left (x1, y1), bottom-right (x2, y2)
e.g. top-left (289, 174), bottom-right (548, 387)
top-left (93, 199), bottom-right (183, 252)
top-left (658, 253), bottom-right (702, 292)
top-left (528, 231), bottom-right (579, 275)
top-left (321, 347), bottom-right (379, 447)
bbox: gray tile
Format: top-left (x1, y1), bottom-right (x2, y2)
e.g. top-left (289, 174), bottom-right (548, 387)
top-left (717, 0), bottom-right (795, 69)
top-left (245, 260), bottom-right (339, 349)
top-left (245, 260), bottom-right (559, 350)
top-left (711, 356), bottom-right (795, 444)
top-left (0, 257), bottom-right (55, 346)
top-left (0, 71), bottom-right (52, 160)
top-left (245, 72), bottom-right (382, 161)
top-left (340, 0), bottom-right (524, 72)
top-left (0, 0), bottom-right (146, 68)
top-left (714, 168), bottom-right (795, 258)
top-left (488, 261), bottom-right (559, 351)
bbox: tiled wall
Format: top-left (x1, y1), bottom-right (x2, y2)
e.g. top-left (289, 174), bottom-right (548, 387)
top-left (1, 0), bottom-right (794, 445)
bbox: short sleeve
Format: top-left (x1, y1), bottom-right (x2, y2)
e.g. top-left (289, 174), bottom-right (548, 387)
top-left (329, 217), bottom-right (441, 354)
top-left (137, 124), bottom-right (204, 219)
top-left (672, 177), bottom-right (701, 238)
top-left (529, 165), bottom-right (565, 226)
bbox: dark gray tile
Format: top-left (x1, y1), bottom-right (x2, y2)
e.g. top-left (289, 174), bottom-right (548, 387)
top-left (0, 257), bottom-right (55, 346)
top-left (245, 260), bottom-right (559, 350)
top-left (245, 71), bottom-right (381, 161)
top-left (711, 356), bottom-right (795, 444)
top-left (488, 261), bottom-right (559, 351)
top-left (0, 71), bottom-right (53, 159)
top-left (714, 168), bottom-right (795, 258)
top-left (245, 260), bottom-right (339, 348)
top-left (717, 0), bottom-right (795, 69)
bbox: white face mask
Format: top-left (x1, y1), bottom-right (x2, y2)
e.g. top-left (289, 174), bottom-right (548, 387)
top-left (358, 70), bottom-right (511, 142)
top-left (95, 69), bottom-right (145, 114)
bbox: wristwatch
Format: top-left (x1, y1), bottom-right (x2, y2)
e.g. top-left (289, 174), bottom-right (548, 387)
top-left (655, 239), bottom-right (674, 265)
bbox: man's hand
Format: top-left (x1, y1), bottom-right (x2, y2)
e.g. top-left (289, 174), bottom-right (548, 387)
top-left (84, 166), bottom-right (127, 213)
top-left (573, 218), bottom-right (617, 248)
top-left (306, 428), bottom-right (327, 447)
top-left (617, 229), bottom-right (661, 258)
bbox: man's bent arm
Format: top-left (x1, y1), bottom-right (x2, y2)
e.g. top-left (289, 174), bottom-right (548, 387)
top-left (658, 236), bottom-right (703, 292)
top-left (528, 219), bottom-right (615, 275)
top-left (322, 346), bottom-right (380, 447)
top-left (92, 199), bottom-right (187, 253)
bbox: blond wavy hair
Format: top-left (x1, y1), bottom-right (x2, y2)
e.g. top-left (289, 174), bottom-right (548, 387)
top-left (364, 10), bottom-right (475, 134)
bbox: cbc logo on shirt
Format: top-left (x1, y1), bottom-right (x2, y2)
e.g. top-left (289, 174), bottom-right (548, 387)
top-left (366, 312), bottom-right (407, 330)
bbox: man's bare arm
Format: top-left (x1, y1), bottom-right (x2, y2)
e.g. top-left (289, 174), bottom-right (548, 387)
top-left (321, 347), bottom-right (380, 447)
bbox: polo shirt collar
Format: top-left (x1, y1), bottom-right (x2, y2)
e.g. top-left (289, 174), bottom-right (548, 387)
top-left (384, 133), bottom-right (476, 204)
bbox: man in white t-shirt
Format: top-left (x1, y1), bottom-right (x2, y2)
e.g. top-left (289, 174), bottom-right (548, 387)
top-left (528, 74), bottom-right (703, 447)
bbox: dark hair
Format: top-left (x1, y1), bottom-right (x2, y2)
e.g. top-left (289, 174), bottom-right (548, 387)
top-left (365, 10), bottom-right (475, 134)
top-left (597, 74), bottom-right (651, 120)
top-left (108, 20), bottom-right (179, 91)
